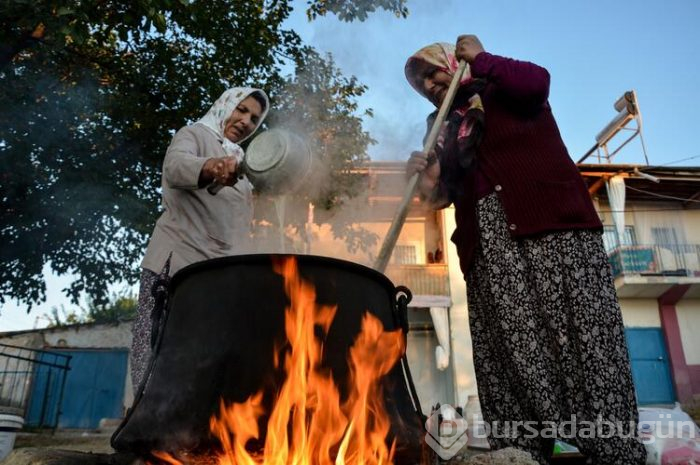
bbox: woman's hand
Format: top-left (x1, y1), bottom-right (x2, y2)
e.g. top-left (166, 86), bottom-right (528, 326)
top-left (455, 34), bottom-right (485, 63)
top-left (200, 156), bottom-right (239, 187)
top-left (407, 150), bottom-right (440, 195)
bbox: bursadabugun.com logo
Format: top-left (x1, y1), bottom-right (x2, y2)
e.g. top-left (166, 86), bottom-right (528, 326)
top-left (424, 404), bottom-right (469, 460)
top-left (424, 407), bottom-right (698, 459)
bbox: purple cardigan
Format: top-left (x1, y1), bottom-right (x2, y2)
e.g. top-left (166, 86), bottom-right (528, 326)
top-left (440, 52), bottom-right (602, 276)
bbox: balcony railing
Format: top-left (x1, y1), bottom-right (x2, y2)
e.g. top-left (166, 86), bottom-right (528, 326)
top-left (385, 264), bottom-right (450, 296)
top-left (608, 244), bottom-right (700, 278)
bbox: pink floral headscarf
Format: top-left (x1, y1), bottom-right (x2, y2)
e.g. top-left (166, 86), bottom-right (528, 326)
top-left (404, 42), bottom-right (474, 97)
top-left (405, 43), bottom-right (486, 201)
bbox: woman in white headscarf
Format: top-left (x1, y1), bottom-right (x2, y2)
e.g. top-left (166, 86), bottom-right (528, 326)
top-left (131, 87), bottom-right (269, 389)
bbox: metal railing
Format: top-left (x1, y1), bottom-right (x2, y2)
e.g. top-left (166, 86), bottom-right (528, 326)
top-left (608, 244), bottom-right (700, 278)
top-left (0, 343), bottom-right (71, 429)
top-left (385, 264), bottom-right (450, 296)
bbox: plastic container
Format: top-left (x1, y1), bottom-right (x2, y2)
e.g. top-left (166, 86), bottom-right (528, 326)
top-left (638, 403), bottom-right (700, 465)
top-left (0, 414), bottom-right (24, 461)
top-left (553, 440), bottom-right (580, 455)
top-left (464, 395), bottom-right (490, 450)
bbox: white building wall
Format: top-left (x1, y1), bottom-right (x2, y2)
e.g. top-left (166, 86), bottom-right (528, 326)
top-left (676, 299), bottom-right (700, 365)
top-left (619, 299), bottom-right (661, 328)
top-left (0, 321), bottom-right (132, 350)
top-left (39, 321), bottom-right (132, 349)
top-left (442, 207), bottom-right (477, 408)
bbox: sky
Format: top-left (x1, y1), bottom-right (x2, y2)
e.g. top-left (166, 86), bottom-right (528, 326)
top-left (2, 0), bottom-right (700, 331)
top-left (287, 0), bottom-right (700, 166)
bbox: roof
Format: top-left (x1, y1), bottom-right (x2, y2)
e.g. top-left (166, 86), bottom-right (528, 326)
top-left (0, 318), bottom-right (134, 338)
top-left (578, 164), bottom-right (700, 206)
top-left (334, 161), bottom-right (700, 216)
top-left (365, 161), bottom-right (700, 207)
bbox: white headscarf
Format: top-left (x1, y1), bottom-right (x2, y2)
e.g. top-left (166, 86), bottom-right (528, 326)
top-left (195, 87), bottom-right (270, 162)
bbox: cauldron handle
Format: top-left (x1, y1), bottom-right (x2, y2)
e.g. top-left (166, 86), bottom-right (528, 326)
top-left (394, 285), bottom-right (412, 335)
top-left (149, 255), bottom-right (172, 349)
top-left (393, 285), bottom-right (426, 418)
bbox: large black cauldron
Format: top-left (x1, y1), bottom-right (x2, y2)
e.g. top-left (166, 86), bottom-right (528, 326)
top-left (111, 254), bottom-right (428, 463)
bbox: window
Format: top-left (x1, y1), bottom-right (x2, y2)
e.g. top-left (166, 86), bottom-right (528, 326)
top-left (651, 227), bottom-right (679, 246)
top-left (603, 225), bottom-right (637, 252)
top-left (392, 245), bottom-right (418, 265)
top-left (651, 227), bottom-right (693, 253)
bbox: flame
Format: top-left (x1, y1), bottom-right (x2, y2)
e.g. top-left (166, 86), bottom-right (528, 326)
top-left (152, 256), bottom-right (404, 465)
top-left (150, 451), bottom-right (183, 465)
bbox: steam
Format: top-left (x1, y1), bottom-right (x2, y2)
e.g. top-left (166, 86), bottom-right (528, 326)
top-left (245, 59), bottom-right (409, 269)
top-left (248, 175), bottom-right (387, 268)
top-left (366, 114), bottom-right (426, 161)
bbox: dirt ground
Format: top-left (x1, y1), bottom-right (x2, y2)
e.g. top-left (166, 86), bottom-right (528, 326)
top-left (13, 430), bottom-right (116, 454)
top-left (8, 430), bottom-right (490, 464)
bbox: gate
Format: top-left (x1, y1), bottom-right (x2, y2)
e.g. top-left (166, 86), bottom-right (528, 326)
top-left (0, 343), bottom-right (71, 429)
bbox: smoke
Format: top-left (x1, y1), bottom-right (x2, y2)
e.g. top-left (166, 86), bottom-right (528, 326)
top-left (366, 113), bottom-right (427, 161)
top-left (244, 53), bottom-right (413, 268)
top-left (248, 168), bottom-right (387, 269)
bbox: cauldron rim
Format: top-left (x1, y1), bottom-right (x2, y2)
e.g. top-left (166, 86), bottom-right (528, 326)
top-left (171, 253), bottom-right (397, 293)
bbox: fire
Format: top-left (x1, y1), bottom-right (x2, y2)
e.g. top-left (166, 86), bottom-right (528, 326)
top-left (151, 256), bottom-right (404, 465)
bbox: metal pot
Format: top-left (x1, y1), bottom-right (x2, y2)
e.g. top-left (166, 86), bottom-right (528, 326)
top-left (207, 129), bottom-right (313, 196)
top-left (111, 254), bottom-right (427, 463)
top-left (245, 129), bottom-right (313, 195)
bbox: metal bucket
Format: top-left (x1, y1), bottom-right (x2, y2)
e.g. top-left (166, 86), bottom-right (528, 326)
top-left (245, 129), bottom-right (313, 195)
top-left (0, 413), bottom-right (23, 461)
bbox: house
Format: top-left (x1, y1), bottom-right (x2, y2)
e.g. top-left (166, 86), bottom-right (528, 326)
top-left (301, 161), bottom-right (700, 412)
top-left (0, 321), bottom-right (133, 429)
top-left (580, 163), bottom-right (700, 405)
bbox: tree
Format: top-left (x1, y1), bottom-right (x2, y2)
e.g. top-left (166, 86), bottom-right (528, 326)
top-left (306, 0), bottom-right (408, 21)
top-left (41, 305), bottom-right (84, 328)
top-left (42, 291), bottom-right (137, 327)
top-left (83, 291), bottom-right (138, 324)
top-left (0, 0), bottom-right (408, 310)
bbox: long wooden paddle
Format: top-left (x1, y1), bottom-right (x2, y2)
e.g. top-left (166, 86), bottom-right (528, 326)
top-left (373, 60), bottom-right (468, 273)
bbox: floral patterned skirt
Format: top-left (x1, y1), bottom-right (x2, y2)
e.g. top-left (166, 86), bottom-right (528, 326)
top-left (130, 269), bottom-right (159, 391)
top-left (466, 193), bottom-right (646, 465)
top-left (131, 262), bottom-right (170, 392)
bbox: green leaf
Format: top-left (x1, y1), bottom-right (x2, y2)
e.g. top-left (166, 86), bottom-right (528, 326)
top-left (56, 7), bottom-right (74, 16)
top-left (154, 12), bottom-right (166, 31)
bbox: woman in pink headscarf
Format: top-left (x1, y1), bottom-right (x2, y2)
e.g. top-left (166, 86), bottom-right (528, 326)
top-left (406, 36), bottom-right (646, 465)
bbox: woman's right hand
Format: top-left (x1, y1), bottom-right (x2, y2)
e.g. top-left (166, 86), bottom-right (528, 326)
top-left (407, 150), bottom-right (440, 194)
top-left (456, 34), bottom-right (485, 64)
top-left (200, 156), bottom-right (239, 187)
